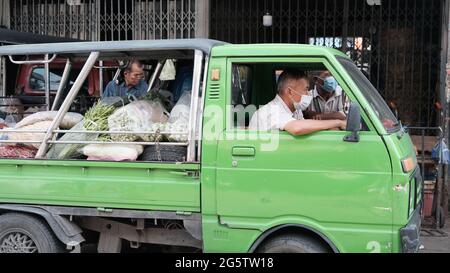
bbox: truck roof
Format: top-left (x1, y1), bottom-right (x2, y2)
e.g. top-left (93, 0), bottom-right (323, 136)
top-left (0, 38), bottom-right (228, 58)
top-left (0, 38), bottom-right (348, 60)
top-left (211, 43), bottom-right (348, 59)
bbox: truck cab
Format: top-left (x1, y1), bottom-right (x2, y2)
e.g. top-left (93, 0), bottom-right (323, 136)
top-left (201, 44), bottom-right (422, 253)
top-left (0, 39), bottom-right (421, 253)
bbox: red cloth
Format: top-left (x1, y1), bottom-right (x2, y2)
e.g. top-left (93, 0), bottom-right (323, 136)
top-left (0, 145), bottom-right (37, 158)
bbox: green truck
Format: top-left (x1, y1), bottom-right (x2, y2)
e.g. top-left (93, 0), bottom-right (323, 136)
top-left (0, 39), bottom-right (422, 253)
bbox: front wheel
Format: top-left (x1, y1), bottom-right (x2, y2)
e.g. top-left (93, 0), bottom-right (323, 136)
top-left (0, 213), bottom-right (65, 253)
top-left (256, 233), bottom-right (329, 253)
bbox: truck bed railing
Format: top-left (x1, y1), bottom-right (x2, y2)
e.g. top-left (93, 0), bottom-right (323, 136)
top-left (0, 140), bottom-right (188, 146)
top-left (0, 129), bottom-right (188, 135)
top-left (0, 129), bottom-right (189, 146)
top-left (1, 48), bottom-right (205, 162)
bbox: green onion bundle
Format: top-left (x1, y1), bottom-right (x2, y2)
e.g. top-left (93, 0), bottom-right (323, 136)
top-left (83, 102), bottom-right (115, 141)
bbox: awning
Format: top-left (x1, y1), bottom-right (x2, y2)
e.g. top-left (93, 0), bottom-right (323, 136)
top-left (0, 28), bottom-right (82, 45)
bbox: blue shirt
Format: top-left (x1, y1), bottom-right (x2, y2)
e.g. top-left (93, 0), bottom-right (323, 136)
top-left (102, 79), bottom-right (149, 98)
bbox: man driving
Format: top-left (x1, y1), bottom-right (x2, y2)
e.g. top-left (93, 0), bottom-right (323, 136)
top-left (248, 68), bottom-right (346, 135)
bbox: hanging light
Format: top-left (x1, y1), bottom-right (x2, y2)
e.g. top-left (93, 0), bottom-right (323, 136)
top-left (263, 12), bottom-right (273, 27)
top-left (66, 0), bottom-right (81, 5)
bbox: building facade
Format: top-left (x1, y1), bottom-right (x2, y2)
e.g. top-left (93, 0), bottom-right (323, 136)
top-left (0, 0), bottom-right (448, 129)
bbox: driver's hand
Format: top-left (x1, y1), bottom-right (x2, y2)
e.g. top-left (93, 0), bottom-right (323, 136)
top-left (338, 120), bottom-right (347, 130)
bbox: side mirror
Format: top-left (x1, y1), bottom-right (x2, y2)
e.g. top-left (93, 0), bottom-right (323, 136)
top-left (343, 102), bottom-right (361, 142)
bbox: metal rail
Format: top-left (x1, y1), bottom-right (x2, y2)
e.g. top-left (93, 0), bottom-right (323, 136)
top-left (407, 126), bottom-right (442, 177)
top-left (0, 140), bottom-right (187, 146)
top-left (8, 54), bottom-right (57, 65)
top-left (47, 141), bottom-right (188, 146)
top-left (197, 55), bottom-right (209, 160)
top-left (52, 58), bottom-right (73, 111)
top-left (99, 60), bottom-right (104, 97)
top-left (407, 126), bottom-right (445, 229)
top-left (36, 52), bottom-right (100, 158)
top-left (147, 60), bottom-right (165, 93)
top-left (44, 54), bottom-right (51, 111)
top-left (187, 50), bottom-right (203, 162)
top-left (0, 129), bottom-right (188, 135)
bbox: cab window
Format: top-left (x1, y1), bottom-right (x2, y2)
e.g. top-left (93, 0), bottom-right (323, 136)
top-left (230, 62), bottom-right (358, 130)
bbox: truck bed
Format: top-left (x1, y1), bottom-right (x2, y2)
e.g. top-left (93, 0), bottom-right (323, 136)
top-left (0, 159), bottom-right (200, 212)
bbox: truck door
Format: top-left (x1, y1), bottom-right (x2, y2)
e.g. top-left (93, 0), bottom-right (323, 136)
top-left (214, 57), bottom-right (394, 252)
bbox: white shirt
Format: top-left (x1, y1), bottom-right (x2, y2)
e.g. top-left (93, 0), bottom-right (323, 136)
top-left (307, 85), bottom-right (347, 115)
top-left (248, 95), bottom-right (304, 131)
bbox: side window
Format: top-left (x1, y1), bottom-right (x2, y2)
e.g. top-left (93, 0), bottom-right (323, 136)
top-left (231, 64), bottom-right (255, 129)
top-left (229, 61), bottom-right (369, 131)
top-left (231, 64), bottom-right (252, 105)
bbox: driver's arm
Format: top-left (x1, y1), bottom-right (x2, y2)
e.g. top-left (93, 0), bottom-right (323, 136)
top-left (312, 112), bottom-right (347, 120)
top-left (284, 119), bottom-right (346, 136)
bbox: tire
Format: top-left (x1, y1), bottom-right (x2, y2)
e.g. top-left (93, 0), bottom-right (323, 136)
top-left (0, 213), bottom-right (65, 253)
top-left (256, 233), bottom-right (329, 253)
top-left (139, 145), bottom-right (187, 162)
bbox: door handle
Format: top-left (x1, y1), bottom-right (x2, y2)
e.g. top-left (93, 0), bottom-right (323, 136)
top-left (232, 146), bottom-right (255, 156)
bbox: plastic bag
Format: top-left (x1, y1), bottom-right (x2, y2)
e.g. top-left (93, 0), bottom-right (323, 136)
top-left (0, 117), bottom-right (6, 129)
top-left (15, 111), bottom-right (83, 129)
top-left (159, 59), bottom-right (176, 81)
top-left (108, 100), bottom-right (168, 142)
top-left (23, 106), bottom-right (47, 118)
top-left (82, 144), bottom-right (144, 161)
top-left (431, 139), bottom-right (450, 164)
top-left (165, 91), bottom-right (191, 142)
top-left (4, 114), bottom-right (18, 128)
top-left (141, 89), bottom-right (174, 112)
top-left (100, 96), bottom-right (131, 108)
top-left (168, 91), bottom-right (191, 123)
top-left (1, 120), bottom-right (57, 149)
top-left (45, 120), bottom-right (99, 159)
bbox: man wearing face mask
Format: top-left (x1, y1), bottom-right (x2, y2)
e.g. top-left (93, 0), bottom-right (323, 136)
top-left (305, 71), bottom-right (347, 120)
top-left (249, 69), bottom-right (346, 135)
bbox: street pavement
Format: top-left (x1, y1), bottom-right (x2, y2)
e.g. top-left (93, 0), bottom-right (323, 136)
top-left (419, 219), bottom-right (450, 253)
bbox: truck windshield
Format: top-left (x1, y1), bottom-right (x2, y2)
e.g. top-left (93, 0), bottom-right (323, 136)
top-left (29, 67), bottom-right (87, 92)
top-left (337, 56), bottom-right (400, 133)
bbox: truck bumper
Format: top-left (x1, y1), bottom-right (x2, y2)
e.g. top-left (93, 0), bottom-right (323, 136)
top-left (400, 203), bottom-right (422, 253)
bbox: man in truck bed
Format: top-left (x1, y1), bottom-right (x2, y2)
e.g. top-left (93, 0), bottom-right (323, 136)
top-left (102, 59), bottom-right (148, 98)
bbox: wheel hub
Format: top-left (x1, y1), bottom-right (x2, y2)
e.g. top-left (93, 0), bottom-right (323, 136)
top-left (0, 232), bottom-right (38, 253)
